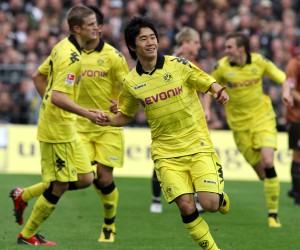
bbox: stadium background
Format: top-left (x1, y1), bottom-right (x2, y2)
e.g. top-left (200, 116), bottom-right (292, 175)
top-left (0, 0), bottom-right (298, 181)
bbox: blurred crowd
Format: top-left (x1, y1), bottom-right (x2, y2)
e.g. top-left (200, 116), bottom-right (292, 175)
top-left (0, 0), bottom-right (299, 130)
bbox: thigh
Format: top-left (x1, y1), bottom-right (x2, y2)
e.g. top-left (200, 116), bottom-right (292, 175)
top-left (253, 119), bottom-right (277, 150)
top-left (233, 130), bottom-right (260, 167)
top-left (155, 156), bottom-right (194, 203)
top-left (78, 131), bottom-right (96, 164)
top-left (74, 135), bottom-right (93, 174)
top-left (192, 152), bottom-right (224, 195)
top-left (40, 140), bottom-right (78, 183)
top-left (94, 129), bottom-right (124, 168)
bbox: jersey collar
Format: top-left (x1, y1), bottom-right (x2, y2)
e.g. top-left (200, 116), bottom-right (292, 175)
top-left (229, 52), bottom-right (251, 66)
top-left (68, 34), bottom-right (82, 54)
top-left (136, 53), bottom-right (165, 76)
top-left (94, 39), bottom-right (105, 52)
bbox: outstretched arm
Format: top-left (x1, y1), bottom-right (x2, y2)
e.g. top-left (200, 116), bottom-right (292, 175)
top-left (282, 78), bottom-right (294, 108)
top-left (209, 82), bottom-right (229, 105)
top-left (96, 111), bottom-right (133, 127)
top-left (51, 90), bottom-right (99, 124)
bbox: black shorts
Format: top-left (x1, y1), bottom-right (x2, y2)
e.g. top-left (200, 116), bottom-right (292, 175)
top-left (287, 122), bottom-right (300, 150)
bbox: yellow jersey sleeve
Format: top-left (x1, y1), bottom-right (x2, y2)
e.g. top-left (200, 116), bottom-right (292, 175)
top-left (37, 36), bottom-right (82, 142)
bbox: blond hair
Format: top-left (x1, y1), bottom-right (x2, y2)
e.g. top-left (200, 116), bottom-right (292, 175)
top-left (175, 27), bottom-right (200, 45)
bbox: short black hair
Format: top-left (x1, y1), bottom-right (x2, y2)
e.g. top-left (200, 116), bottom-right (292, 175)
top-left (225, 32), bottom-right (250, 53)
top-left (124, 16), bottom-right (159, 60)
top-left (87, 5), bottom-right (104, 25)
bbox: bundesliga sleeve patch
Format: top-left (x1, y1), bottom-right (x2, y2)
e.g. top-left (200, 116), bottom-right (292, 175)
top-left (65, 74), bottom-right (75, 85)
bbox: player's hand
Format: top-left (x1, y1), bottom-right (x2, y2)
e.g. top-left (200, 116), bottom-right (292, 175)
top-left (213, 86), bottom-right (229, 104)
top-left (85, 109), bottom-right (101, 124)
top-left (109, 99), bottom-right (118, 114)
top-left (282, 91), bottom-right (294, 108)
top-left (95, 110), bottom-right (111, 126)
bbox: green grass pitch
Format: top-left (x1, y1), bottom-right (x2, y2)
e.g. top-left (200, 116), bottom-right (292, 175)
top-left (0, 174), bottom-right (299, 250)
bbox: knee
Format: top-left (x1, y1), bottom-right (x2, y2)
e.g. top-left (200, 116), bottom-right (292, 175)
top-left (199, 193), bottom-right (220, 212)
top-left (77, 172), bottom-right (94, 189)
top-left (176, 194), bottom-right (197, 215)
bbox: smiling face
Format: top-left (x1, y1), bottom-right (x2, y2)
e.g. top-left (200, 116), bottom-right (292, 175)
top-left (131, 27), bottom-right (158, 61)
top-left (224, 37), bottom-right (243, 64)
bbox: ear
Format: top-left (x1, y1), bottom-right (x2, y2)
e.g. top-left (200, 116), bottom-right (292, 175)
top-left (129, 45), bottom-right (135, 52)
top-left (73, 25), bottom-right (81, 34)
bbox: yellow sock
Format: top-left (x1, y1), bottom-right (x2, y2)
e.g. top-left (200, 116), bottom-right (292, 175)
top-left (184, 215), bottom-right (219, 250)
top-left (264, 176), bottom-right (280, 214)
top-left (21, 195), bottom-right (56, 238)
top-left (21, 182), bottom-right (49, 202)
top-left (94, 184), bottom-right (119, 221)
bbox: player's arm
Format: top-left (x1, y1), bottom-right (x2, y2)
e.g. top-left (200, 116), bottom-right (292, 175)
top-left (51, 90), bottom-right (98, 124)
top-left (282, 79), bottom-right (293, 108)
top-left (209, 82), bottom-right (229, 105)
top-left (284, 59), bottom-right (297, 106)
top-left (33, 55), bottom-right (51, 98)
top-left (96, 111), bottom-right (133, 127)
top-left (32, 70), bottom-right (48, 98)
top-left (198, 92), bottom-right (212, 121)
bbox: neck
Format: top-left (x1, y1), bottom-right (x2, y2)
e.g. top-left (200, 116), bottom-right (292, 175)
top-left (139, 58), bottom-right (157, 72)
top-left (84, 37), bottom-right (100, 51)
top-left (73, 34), bottom-right (84, 48)
top-left (237, 53), bottom-right (247, 66)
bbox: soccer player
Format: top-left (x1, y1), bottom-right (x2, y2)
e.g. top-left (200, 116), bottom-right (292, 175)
top-left (150, 26), bottom-right (207, 214)
top-left (284, 50), bottom-right (300, 205)
top-left (9, 5), bottom-right (99, 245)
top-left (96, 16), bottom-right (230, 250)
top-left (211, 32), bottom-right (293, 228)
top-left (77, 6), bottom-right (130, 242)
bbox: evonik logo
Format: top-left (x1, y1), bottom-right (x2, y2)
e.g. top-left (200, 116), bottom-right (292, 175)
top-left (138, 86), bottom-right (183, 107)
top-left (82, 70), bottom-right (108, 78)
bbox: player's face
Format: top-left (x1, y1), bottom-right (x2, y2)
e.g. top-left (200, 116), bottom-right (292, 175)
top-left (187, 37), bottom-right (201, 58)
top-left (224, 38), bottom-right (242, 64)
top-left (79, 14), bottom-right (99, 42)
top-left (134, 27), bottom-right (158, 60)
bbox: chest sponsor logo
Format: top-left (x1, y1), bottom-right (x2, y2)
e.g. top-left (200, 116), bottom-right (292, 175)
top-left (138, 86), bottom-right (183, 107)
top-left (82, 70), bottom-right (108, 77)
top-left (227, 78), bottom-right (260, 89)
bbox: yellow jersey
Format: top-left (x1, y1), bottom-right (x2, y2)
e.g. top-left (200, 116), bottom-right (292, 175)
top-left (119, 53), bottom-right (216, 161)
top-left (212, 53), bottom-right (286, 131)
top-left (77, 39), bottom-right (130, 132)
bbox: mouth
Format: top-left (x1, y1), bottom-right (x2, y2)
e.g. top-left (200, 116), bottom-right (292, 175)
top-left (145, 47), bottom-right (156, 53)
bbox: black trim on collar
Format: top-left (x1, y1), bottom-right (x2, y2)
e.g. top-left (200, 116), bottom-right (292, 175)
top-left (68, 34), bottom-right (82, 54)
top-left (136, 53), bottom-right (165, 76)
top-left (94, 39), bottom-right (105, 52)
top-left (229, 52), bottom-right (251, 66)
top-left (82, 39), bottom-right (105, 54)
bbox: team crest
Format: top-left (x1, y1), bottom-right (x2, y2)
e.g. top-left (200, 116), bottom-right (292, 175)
top-left (199, 240), bottom-right (209, 248)
top-left (97, 58), bottom-right (104, 66)
top-left (251, 68), bottom-right (258, 75)
top-left (166, 186), bottom-right (172, 195)
top-left (163, 72), bottom-right (173, 82)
